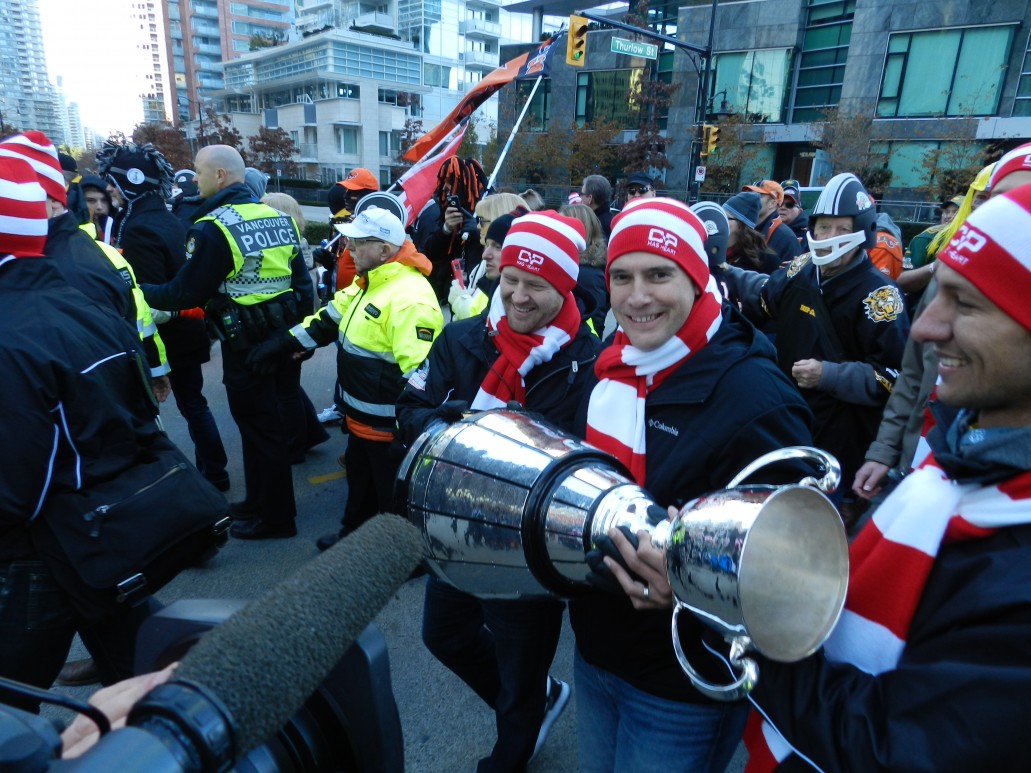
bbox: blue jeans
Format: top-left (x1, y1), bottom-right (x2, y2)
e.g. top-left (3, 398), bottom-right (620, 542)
top-left (422, 577), bottom-right (564, 772)
top-left (574, 650), bottom-right (748, 773)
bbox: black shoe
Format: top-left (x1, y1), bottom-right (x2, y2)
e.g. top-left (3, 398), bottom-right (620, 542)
top-left (316, 526), bottom-right (352, 552)
top-left (55, 658), bottom-right (101, 686)
top-left (228, 501), bottom-right (259, 520)
top-left (207, 475), bottom-right (231, 492)
top-left (231, 518), bottom-right (297, 540)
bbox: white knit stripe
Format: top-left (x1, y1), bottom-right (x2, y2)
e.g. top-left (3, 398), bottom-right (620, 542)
top-left (910, 435), bottom-right (932, 470)
top-left (869, 467), bottom-right (962, 556)
top-left (620, 334), bottom-right (690, 376)
top-left (0, 177), bottom-right (46, 201)
top-left (586, 379), bottom-right (646, 454)
top-left (470, 389), bottom-right (507, 411)
top-left (503, 229), bottom-right (580, 281)
top-left (611, 205), bottom-right (707, 260)
top-left (518, 211), bottom-right (586, 250)
top-left (823, 609), bottom-right (905, 675)
top-left (957, 481), bottom-right (1031, 524)
top-left (0, 147), bottom-right (63, 189)
top-left (965, 194), bottom-right (1031, 270)
top-left (0, 213), bottom-right (48, 237)
top-left (761, 718), bottom-right (794, 763)
top-left (519, 325), bottom-right (571, 376)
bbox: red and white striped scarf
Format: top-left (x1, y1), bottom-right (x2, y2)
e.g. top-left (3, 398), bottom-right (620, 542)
top-left (583, 275), bottom-right (723, 484)
top-left (744, 453), bottom-right (1031, 771)
top-left (470, 287), bottom-right (582, 410)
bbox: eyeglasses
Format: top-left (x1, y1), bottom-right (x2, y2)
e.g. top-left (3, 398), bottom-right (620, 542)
top-left (476, 216), bottom-right (491, 227)
top-left (780, 201), bottom-right (799, 210)
top-left (627, 186), bottom-right (650, 196)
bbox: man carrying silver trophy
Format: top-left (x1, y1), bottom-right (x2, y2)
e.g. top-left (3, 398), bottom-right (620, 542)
top-left (398, 197), bottom-right (821, 772)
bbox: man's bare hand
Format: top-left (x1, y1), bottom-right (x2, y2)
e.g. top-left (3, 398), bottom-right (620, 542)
top-left (61, 663), bottom-right (178, 759)
top-left (791, 358), bottom-right (823, 390)
top-left (853, 460), bottom-right (890, 500)
top-left (150, 375), bottom-right (171, 403)
top-left (604, 525), bottom-right (674, 611)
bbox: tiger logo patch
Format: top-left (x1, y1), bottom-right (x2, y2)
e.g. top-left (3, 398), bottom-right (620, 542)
top-left (785, 252), bottom-right (811, 278)
top-left (863, 286), bottom-right (904, 323)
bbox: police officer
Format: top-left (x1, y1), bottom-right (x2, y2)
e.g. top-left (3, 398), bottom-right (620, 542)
top-left (142, 144), bottom-right (307, 540)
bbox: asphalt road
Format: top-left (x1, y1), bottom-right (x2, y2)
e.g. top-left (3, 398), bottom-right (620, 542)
top-left (51, 336), bottom-right (747, 772)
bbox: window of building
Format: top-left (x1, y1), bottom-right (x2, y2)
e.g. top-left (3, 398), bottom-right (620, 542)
top-left (791, 0), bottom-right (855, 123)
top-left (1014, 33), bottom-right (1031, 117)
top-left (424, 62), bottom-right (452, 89)
top-left (878, 25), bottom-right (1014, 118)
top-left (575, 69), bottom-right (642, 130)
top-left (871, 139), bottom-right (983, 189)
top-left (512, 78), bottom-right (550, 132)
top-left (711, 49), bottom-right (790, 123)
top-left (336, 126), bottom-right (358, 155)
top-left (379, 130), bottom-right (402, 157)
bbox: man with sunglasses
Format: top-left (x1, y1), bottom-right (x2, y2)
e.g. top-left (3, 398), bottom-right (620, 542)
top-left (625, 172), bottom-right (656, 203)
top-left (779, 179), bottom-right (809, 244)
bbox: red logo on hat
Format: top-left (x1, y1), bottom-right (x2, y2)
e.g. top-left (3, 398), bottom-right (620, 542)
top-left (516, 249), bottom-right (545, 270)
top-left (647, 227), bottom-right (678, 255)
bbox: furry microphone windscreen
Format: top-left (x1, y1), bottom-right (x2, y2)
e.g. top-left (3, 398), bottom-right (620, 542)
top-left (175, 513), bottom-right (424, 755)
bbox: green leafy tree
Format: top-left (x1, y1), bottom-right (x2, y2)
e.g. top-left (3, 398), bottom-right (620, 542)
top-left (813, 103), bottom-right (892, 196)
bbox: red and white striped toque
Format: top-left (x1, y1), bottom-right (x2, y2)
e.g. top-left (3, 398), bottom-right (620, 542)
top-left (988, 142), bottom-right (1031, 191)
top-left (499, 210), bottom-right (585, 296)
top-left (606, 196), bottom-right (709, 290)
top-left (0, 131), bottom-right (66, 206)
top-left (938, 182), bottom-right (1031, 332)
top-left (0, 156), bottom-right (49, 259)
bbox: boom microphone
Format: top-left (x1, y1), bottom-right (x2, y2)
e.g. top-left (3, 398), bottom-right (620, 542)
top-left (56, 514), bottom-right (423, 771)
top-left (172, 513), bottom-right (423, 755)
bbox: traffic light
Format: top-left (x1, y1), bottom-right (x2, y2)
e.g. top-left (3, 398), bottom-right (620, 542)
top-left (700, 124), bottom-right (720, 157)
top-left (566, 15), bottom-right (588, 67)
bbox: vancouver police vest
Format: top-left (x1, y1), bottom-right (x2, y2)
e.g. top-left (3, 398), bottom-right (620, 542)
top-left (201, 202), bottom-right (298, 305)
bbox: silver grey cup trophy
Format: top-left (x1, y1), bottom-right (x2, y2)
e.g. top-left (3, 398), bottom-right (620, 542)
top-left (396, 409), bottom-right (849, 701)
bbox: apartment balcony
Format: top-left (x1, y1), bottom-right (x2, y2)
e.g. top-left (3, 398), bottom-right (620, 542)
top-left (466, 0), bottom-right (501, 9)
top-left (460, 19), bottom-right (500, 40)
top-left (189, 2), bottom-right (218, 19)
top-left (352, 12), bottom-right (395, 35)
top-left (463, 49), bottom-right (498, 71)
top-left (298, 143), bottom-right (318, 162)
top-left (192, 22), bottom-right (220, 36)
top-left (193, 43), bottom-right (221, 56)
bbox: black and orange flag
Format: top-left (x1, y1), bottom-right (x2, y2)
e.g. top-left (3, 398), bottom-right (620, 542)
top-left (402, 36), bottom-right (559, 164)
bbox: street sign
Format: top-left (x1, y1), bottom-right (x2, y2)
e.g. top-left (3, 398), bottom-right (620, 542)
top-left (610, 37), bottom-right (659, 60)
top-left (695, 165), bottom-right (707, 182)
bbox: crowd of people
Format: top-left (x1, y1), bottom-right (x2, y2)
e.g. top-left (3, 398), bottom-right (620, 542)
top-left (2, 128), bottom-right (1031, 772)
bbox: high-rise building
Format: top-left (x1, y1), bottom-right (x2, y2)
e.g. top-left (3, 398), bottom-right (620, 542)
top-left (165, 0), bottom-right (293, 125)
top-left (0, 0), bottom-right (63, 142)
top-left (132, 1), bottom-right (174, 124)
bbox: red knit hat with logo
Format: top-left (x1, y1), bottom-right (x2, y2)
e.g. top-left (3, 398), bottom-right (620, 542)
top-left (988, 142), bottom-right (1031, 191)
top-left (499, 210), bottom-right (585, 295)
top-left (938, 183), bottom-right (1031, 332)
top-left (0, 156), bottom-right (49, 258)
top-left (606, 196), bottom-right (710, 291)
top-left (0, 131), bottom-right (66, 206)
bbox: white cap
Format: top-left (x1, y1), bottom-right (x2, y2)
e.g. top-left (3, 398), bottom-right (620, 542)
top-left (335, 206), bottom-right (405, 246)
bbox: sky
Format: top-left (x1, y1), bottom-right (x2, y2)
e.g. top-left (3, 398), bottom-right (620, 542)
top-left (37, 0), bottom-right (146, 136)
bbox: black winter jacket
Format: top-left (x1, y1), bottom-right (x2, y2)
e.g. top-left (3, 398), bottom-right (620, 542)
top-left (396, 312), bottom-right (601, 446)
top-left (570, 310), bottom-right (813, 703)
top-left (44, 211), bottom-right (134, 325)
top-left (0, 259), bottom-right (161, 561)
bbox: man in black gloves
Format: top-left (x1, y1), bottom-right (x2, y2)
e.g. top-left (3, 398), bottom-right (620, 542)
top-left (396, 210), bottom-right (599, 772)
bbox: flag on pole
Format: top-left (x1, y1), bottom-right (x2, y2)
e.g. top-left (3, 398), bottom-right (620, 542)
top-left (402, 36), bottom-right (559, 163)
top-left (395, 125), bottom-right (468, 227)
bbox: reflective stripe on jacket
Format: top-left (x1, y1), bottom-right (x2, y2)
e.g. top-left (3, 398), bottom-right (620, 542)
top-left (199, 203), bottom-right (297, 304)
